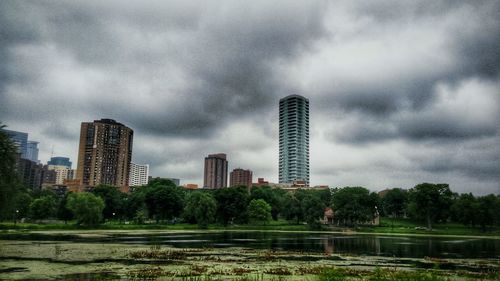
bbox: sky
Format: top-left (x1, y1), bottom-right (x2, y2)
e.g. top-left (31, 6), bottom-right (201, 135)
top-left (1, 0), bottom-right (499, 194)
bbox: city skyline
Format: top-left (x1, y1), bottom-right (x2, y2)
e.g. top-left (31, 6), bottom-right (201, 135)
top-left (1, 1), bottom-right (499, 194)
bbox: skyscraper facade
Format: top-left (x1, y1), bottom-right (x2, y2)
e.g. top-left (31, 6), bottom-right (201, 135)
top-left (76, 119), bottom-right (133, 188)
top-left (229, 168), bottom-right (253, 188)
top-left (26, 141), bottom-right (39, 163)
top-left (48, 157), bottom-right (72, 168)
top-left (130, 163), bottom-right (149, 186)
top-left (279, 95), bottom-right (310, 186)
top-left (1, 129), bottom-right (28, 158)
top-left (203, 153), bottom-right (228, 188)
top-left (47, 165), bottom-right (73, 185)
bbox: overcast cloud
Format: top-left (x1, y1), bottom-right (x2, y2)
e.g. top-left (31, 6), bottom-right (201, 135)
top-left (1, 0), bottom-right (499, 194)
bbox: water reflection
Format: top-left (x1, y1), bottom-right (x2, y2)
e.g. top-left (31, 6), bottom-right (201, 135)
top-left (1, 231), bottom-right (498, 259)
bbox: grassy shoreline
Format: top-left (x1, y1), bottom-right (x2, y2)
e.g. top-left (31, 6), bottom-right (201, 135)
top-left (1, 218), bottom-right (499, 238)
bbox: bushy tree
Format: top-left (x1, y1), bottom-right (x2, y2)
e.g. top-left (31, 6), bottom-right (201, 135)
top-left (29, 195), bottom-right (57, 221)
top-left (145, 185), bottom-right (185, 222)
top-left (214, 186), bottom-right (249, 225)
top-left (14, 192), bottom-right (33, 219)
top-left (476, 194), bottom-right (498, 232)
top-left (67, 192), bottom-right (105, 225)
top-left (250, 186), bottom-right (286, 220)
top-left (281, 192), bottom-right (303, 224)
top-left (450, 193), bottom-right (477, 227)
top-left (0, 124), bottom-right (22, 219)
top-left (124, 187), bottom-right (147, 221)
top-left (91, 185), bottom-right (126, 220)
top-left (381, 188), bottom-right (408, 218)
top-left (301, 195), bottom-right (325, 229)
top-left (248, 199), bottom-right (272, 224)
top-left (183, 191), bottom-right (217, 228)
top-left (57, 193), bottom-right (73, 224)
top-left (407, 183), bottom-right (453, 230)
top-left (332, 187), bottom-right (378, 226)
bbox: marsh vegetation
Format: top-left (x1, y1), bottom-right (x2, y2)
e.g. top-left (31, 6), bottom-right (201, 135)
top-left (0, 230), bottom-right (498, 280)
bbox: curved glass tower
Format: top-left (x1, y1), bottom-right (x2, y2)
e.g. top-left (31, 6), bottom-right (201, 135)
top-left (279, 95), bottom-right (310, 186)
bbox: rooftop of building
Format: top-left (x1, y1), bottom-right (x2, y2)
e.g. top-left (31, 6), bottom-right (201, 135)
top-left (93, 118), bottom-right (124, 126)
top-left (279, 94), bottom-right (309, 102)
top-left (207, 153), bottom-right (227, 159)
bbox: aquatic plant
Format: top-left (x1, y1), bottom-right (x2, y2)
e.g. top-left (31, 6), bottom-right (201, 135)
top-left (127, 266), bottom-right (165, 280)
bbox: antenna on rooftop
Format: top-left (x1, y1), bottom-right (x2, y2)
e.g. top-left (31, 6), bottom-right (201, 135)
top-left (50, 145), bottom-right (54, 158)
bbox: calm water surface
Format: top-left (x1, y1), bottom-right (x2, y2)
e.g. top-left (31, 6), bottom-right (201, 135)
top-left (3, 231), bottom-right (499, 259)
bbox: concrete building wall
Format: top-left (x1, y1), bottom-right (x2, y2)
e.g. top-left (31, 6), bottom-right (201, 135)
top-left (203, 153), bottom-right (228, 188)
top-left (76, 119), bottom-right (133, 188)
top-left (230, 168), bottom-right (253, 187)
top-left (130, 163), bottom-right (149, 186)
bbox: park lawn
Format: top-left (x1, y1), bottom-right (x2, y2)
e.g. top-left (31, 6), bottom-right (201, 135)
top-left (1, 218), bottom-right (498, 237)
top-left (355, 217), bottom-right (500, 236)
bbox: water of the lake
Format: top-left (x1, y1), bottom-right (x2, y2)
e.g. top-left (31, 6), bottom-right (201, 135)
top-left (3, 231), bottom-right (499, 259)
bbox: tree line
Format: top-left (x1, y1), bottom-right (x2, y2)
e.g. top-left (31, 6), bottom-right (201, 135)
top-left (3, 179), bottom-right (500, 231)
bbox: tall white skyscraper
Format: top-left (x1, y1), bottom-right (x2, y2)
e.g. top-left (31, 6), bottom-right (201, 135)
top-left (279, 95), bottom-right (310, 186)
top-left (130, 162), bottom-right (149, 186)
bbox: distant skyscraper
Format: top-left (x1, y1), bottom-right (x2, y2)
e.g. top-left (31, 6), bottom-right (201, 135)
top-left (1, 129), bottom-right (28, 158)
top-left (47, 165), bottom-right (73, 185)
top-left (76, 119), bottom-right (133, 188)
top-left (48, 157), bottom-right (72, 168)
top-left (17, 158), bottom-right (44, 190)
top-left (229, 168), bottom-right (253, 188)
top-left (279, 95), bottom-right (310, 186)
top-left (130, 163), bottom-right (149, 186)
top-left (26, 141), bottom-right (39, 163)
top-left (204, 153), bottom-right (228, 188)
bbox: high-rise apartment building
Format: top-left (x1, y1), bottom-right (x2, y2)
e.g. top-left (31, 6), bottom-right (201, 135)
top-left (229, 168), bottom-right (253, 188)
top-left (76, 119), bottom-right (133, 188)
top-left (203, 153), bottom-right (228, 188)
top-left (130, 163), bottom-right (149, 186)
top-left (279, 95), bottom-right (310, 186)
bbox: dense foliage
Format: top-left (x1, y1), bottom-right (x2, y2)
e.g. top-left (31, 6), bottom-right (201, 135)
top-left (0, 124), bottom-right (24, 220)
top-left (67, 192), bottom-right (105, 225)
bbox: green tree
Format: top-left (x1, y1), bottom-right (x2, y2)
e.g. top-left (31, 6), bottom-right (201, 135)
top-left (14, 192), bottom-right (33, 219)
top-left (124, 187), bottom-right (147, 221)
top-left (248, 199), bottom-right (272, 224)
top-left (144, 185), bottom-right (185, 222)
top-left (214, 186), bottom-right (249, 225)
top-left (301, 195), bottom-right (325, 229)
top-left (332, 187), bottom-right (378, 226)
top-left (450, 193), bottom-right (477, 227)
top-left (381, 188), bottom-right (408, 218)
top-left (91, 185), bottom-right (126, 220)
top-left (67, 192), bottom-right (105, 225)
top-left (407, 183), bottom-right (453, 230)
top-left (0, 124), bottom-right (22, 220)
top-left (476, 194), bottom-right (498, 232)
top-left (57, 193), bottom-right (73, 224)
top-left (183, 191), bottom-right (217, 228)
top-left (281, 192), bottom-right (303, 224)
top-left (29, 195), bottom-right (57, 221)
top-left (250, 186), bottom-right (286, 220)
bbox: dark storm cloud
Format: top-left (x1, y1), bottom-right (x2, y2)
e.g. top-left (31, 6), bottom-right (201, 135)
top-left (319, 0), bottom-right (500, 144)
top-left (0, 0), bottom-right (327, 139)
top-left (318, 0), bottom-right (500, 119)
top-left (1, 0), bottom-right (499, 193)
